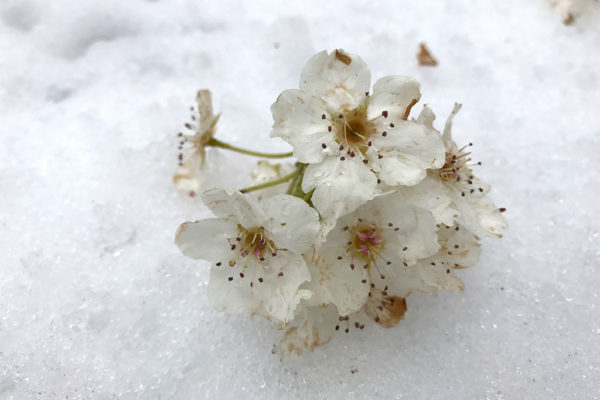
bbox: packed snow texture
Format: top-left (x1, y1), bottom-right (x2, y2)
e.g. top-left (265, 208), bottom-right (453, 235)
top-left (1, 0), bottom-right (599, 398)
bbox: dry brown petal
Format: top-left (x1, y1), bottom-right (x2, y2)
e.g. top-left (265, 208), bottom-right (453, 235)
top-left (417, 43), bottom-right (438, 67)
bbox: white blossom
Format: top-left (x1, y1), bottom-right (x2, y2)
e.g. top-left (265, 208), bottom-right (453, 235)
top-left (280, 223), bottom-right (480, 357)
top-left (271, 49), bottom-right (446, 221)
top-left (174, 188), bottom-right (320, 326)
top-left (173, 90), bottom-right (220, 197)
top-left (171, 50), bottom-right (507, 357)
top-left (416, 104), bottom-right (508, 237)
top-left (312, 193), bottom-right (440, 316)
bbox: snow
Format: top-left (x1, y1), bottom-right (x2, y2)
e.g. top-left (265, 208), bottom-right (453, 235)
top-left (1, 0), bottom-right (599, 398)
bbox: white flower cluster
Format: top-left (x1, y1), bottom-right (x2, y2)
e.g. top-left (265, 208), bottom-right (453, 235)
top-left (173, 49), bottom-right (507, 357)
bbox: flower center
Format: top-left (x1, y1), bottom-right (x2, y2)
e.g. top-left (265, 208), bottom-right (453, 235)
top-left (229, 226), bottom-right (276, 267)
top-left (334, 108), bottom-right (376, 155)
top-left (435, 143), bottom-right (486, 196)
top-left (347, 223), bottom-right (384, 264)
top-left (438, 148), bottom-right (471, 182)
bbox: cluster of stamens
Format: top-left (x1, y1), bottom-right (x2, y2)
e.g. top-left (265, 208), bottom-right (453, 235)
top-left (436, 143), bottom-right (486, 197)
top-left (334, 218), bottom-right (410, 283)
top-left (215, 226), bottom-right (279, 285)
top-left (318, 103), bottom-right (392, 165)
top-left (332, 107), bottom-right (376, 156)
top-left (176, 105), bottom-right (200, 166)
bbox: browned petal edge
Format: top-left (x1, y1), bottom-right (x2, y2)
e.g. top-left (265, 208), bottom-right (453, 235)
top-left (335, 49), bottom-right (352, 65)
top-left (282, 321), bottom-right (333, 356)
top-left (174, 221), bottom-right (191, 241)
top-left (453, 264), bottom-right (470, 269)
top-left (417, 43), bottom-right (439, 67)
top-left (375, 296), bottom-right (407, 328)
top-left (283, 327), bottom-right (304, 356)
top-left (402, 97), bottom-right (420, 120)
top-left (251, 312), bottom-right (288, 330)
top-left (173, 170), bottom-right (193, 185)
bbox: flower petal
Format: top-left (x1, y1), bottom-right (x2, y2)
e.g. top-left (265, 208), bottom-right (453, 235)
top-left (280, 304), bottom-right (339, 357)
top-left (370, 120), bottom-right (445, 186)
top-left (174, 218), bottom-right (236, 261)
top-left (173, 152), bottom-right (206, 197)
top-left (442, 103), bottom-right (463, 143)
top-left (437, 224), bottom-right (481, 269)
top-left (415, 104), bottom-right (437, 131)
top-left (196, 89), bottom-right (214, 123)
top-left (389, 176), bottom-right (458, 226)
top-left (251, 251), bottom-right (312, 324)
top-left (302, 157), bottom-right (377, 221)
top-left (317, 231), bottom-right (371, 315)
top-left (300, 260), bottom-right (333, 308)
top-left (262, 194), bottom-right (320, 254)
top-left (202, 188), bottom-right (263, 229)
top-left (453, 193), bottom-right (508, 238)
top-left (362, 290), bottom-right (408, 328)
top-left (270, 89), bottom-right (335, 163)
top-left (367, 75), bottom-right (421, 121)
top-left (299, 49), bottom-right (371, 111)
top-left (207, 260), bottom-right (258, 315)
top-left (413, 260), bottom-right (464, 293)
top-left (389, 224), bottom-right (480, 297)
top-left (372, 202), bottom-right (440, 265)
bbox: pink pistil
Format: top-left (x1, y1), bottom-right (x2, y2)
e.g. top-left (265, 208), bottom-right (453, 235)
top-left (357, 232), bottom-right (369, 242)
top-left (253, 248), bottom-right (262, 257)
top-left (360, 244), bottom-right (370, 256)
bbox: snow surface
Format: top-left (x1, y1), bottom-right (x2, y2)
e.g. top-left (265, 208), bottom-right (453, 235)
top-left (1, 0), bottom-right (599, 398)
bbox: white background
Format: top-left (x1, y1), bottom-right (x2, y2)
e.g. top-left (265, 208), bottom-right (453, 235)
top-left (1, 0), bottom-right (599, 398)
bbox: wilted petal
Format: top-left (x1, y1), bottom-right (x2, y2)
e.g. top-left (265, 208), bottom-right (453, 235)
top-left (442, 103), bottom-right (462, 144)
top-left (173, 153), bottom-right (206, 197)
top-left (437, 224), bottom-right (482, 269)
top-left (454, 193), bottom-right (507, 238)
top-left (280, 304), bottom-right (340, 357)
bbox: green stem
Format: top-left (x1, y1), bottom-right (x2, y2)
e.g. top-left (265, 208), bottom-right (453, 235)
top-left (286, 167), bottom-right (301, 194)
top-left (239, 169), bottom-right (300, 194)
top-left (208, 137), bottom-right (293, 159)
top-left (290, 163), bottom-right (307, 197)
